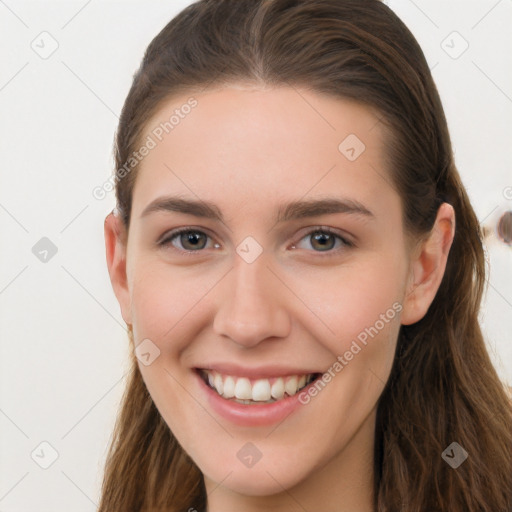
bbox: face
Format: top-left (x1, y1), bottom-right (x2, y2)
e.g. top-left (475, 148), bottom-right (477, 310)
top-left (107, 84), bottom-right (430, 500)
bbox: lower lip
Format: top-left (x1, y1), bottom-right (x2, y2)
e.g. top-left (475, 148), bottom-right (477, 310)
top-left (195, 370), bottom-right (317, 427)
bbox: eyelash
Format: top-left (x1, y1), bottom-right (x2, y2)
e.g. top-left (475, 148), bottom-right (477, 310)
top-left (157, 226), bottom-right (354, 258)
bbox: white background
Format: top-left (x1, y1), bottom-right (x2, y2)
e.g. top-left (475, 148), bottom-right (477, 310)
top-left (1, 1), bottom-right (511, 510)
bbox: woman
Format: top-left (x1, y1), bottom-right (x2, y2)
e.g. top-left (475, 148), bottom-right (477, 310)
top-left (100, 0), bottom-right (512, 510)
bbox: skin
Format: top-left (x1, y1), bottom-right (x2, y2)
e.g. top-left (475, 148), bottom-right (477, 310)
top-left (105, 84), bottom-right (455, 512)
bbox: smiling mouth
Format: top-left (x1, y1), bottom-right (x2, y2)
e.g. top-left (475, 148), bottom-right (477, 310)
top-left (197, 369), bottom-right (321, 404)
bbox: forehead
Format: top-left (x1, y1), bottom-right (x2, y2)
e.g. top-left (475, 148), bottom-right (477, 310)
top-left (131, 85), bottom-right (397, 223)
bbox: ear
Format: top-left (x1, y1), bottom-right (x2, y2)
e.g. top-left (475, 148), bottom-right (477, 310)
top-left (104, 209), bottom-right (132, 325)
top-left (401, 202), bottom-right (455, 326)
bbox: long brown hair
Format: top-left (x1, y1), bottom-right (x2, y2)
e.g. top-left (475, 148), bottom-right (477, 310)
top-left (99, 1), bottom-right (512, 510)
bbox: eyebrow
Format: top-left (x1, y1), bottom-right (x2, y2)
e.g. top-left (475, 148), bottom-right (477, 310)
top-left (140, 195), bottom-right (375, 223)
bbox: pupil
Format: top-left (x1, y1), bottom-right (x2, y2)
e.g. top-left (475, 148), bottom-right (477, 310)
top-left (313, 232), bottom-right (333, 251)
top-left (183, 232), bottom-right (205, 249)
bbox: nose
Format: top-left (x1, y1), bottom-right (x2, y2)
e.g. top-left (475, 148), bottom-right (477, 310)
top-left (212, 253), bottom-right (291, 348)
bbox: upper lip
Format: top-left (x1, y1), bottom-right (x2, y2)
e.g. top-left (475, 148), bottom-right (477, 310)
top-left (195, 363), bottom-right (321, 379)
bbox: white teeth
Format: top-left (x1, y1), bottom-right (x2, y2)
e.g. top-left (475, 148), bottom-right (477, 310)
top-left (203, 370), bottom-right (315, 403)
top-left (223, 375), bottom-right (235, 398)
top-left (234, 377), bottom-right (252, 400)
top-left (285, 376), bottom-right (298, 396)
top-left (270, 378), bottom-right (285, 399)
top-left (252, 379), bottom-right (271, 401)
top-left (213, 373), bottom-right (223, 395)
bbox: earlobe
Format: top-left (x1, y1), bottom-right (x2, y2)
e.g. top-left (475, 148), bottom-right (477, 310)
top-left (104, 210), bottom-right (132, 325)
top-left (401, 203), bottom-right (456, 326)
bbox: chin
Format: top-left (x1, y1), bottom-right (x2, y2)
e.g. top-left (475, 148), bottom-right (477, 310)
top-left (201, 457), bottom-right (311, 497)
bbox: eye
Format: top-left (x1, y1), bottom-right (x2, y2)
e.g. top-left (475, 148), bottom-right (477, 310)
top-left (291, 227), bottom-right (353, 255)
top-left (158, 228), bottom-right (218, 253)
top-left (157, 226), bottom-right (353, 256)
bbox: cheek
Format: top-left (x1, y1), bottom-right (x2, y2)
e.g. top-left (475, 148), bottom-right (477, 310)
top-left (286, 255), bottom-right (405, 412)
top-left (129, 260), bottom-right (215, 346)
top-left (290, 255), bottom-right (406, 351)
top-left (339, 271), bottom-right (402, 357)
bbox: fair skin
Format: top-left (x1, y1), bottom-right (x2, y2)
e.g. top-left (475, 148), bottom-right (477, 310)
top-left (105, 84), bottom-right (455, 512)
